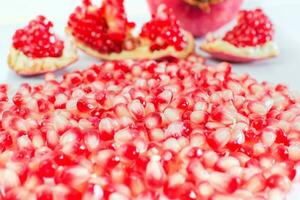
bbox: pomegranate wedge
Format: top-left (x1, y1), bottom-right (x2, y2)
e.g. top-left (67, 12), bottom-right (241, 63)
top-left (8, 15), bottom-right (78, 76)
top-left (201, 9), bottom-right (279, 62)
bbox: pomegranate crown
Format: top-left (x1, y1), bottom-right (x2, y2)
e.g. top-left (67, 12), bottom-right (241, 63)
top-left (183, 0), bottom-right (223, 11)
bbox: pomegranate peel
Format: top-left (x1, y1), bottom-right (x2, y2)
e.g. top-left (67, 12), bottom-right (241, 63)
top-left (147, 0), bottom-right (244, 37)
top-left (201, 36), bottom-right (279, 62)
top-left (201, 9), bottom-right (278, 62)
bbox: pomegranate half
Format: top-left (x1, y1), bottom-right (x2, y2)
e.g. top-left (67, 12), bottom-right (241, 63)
top-left (147, 0), bottom-right (244, 37)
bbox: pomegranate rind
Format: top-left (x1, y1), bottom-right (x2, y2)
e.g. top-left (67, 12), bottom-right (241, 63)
top-left (201, 37), bottom-right (279, 63)
top-left (147, 0), bottom-right (244, 37)
top-left (66, 28), bottom-right (195, 60)
top-left (8, 39), bottom-right (78, 76)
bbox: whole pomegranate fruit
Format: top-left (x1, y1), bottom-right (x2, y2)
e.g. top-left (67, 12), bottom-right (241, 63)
top-left (147, 0), bottom-right (244, 37)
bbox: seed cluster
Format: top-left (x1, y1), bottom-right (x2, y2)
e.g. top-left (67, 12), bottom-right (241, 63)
top-left (223, 9), bottom-right (274, 47)
top-left (0, 55), bottom-right (299, 199)
top-left (12, 15), bottom-right (64, 58)
top-left (68, 0), bottom-right (135, 54)
top-left (140, 5), bottom-right (187, 51)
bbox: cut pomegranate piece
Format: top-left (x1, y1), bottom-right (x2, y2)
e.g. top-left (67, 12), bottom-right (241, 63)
top-left (8, 15), bottom-right (78, 75)
top-left (201, 9), bottom-right (279, 62)
top-left (139, 4), bottom-right (195, 59)
top-left (0, 54), bottom-right (299, 199)
top-left (67, 0), bottom-right (135, 54)
top-left (147, 0), bottom-right (244, 37)
top-left (67, 1), bottom-right (194, 60)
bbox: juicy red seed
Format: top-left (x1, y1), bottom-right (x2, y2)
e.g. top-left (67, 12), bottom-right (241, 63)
top-left (182, 111), bottom-right (191, 120)
top-left (123, 144), bottom-right (139, 160)
top-left (37, 159), bottom-right (57, 178)
top-left (289, 168), bottom-right (297, 181)
top-left (12, 15), bottom-right (64, 58)
top-left (36, 190), bottom-right (53, 200)
top-left (95, 92), bottom-right (106, 104)
top-left (211, 110), bottom-right (223, 122)
top-left (187, 147), bottom-right (203, 158)
top-left (275, 129), bottom-right (289, 145)
top-left (251, 118), bottom-right (266, 130)
top-left (227, 177), bottom-right (240, 193)
top-left (73, 143), bottom-right (90, 157)
top-left (99, 131), bottom-right (114, 141)
top-left (13, 94), bottom-right (23, 106)
top-left (266, 174), bottom-right (281, 188)
top-left (14, 148), bottom-right (34, 161)
top-left (0, 131), bottom-right (12, 151)
top-left (136, 156), bottom-right (150, 171)
top-left (226, 142), bottom-right (240, 152)
top-left (106, 156), bottom-right (120, 169)
top-left (77, 99), bottom-right (95, 112)
top-left (177, 98), bottom-right (190, 110)
top-left (182, 121), bottom-right (192, 136)
top-left (276, 145), bottom-right (289, 160)
top-left (54, 152), bottom-right (75, 166)
top-left (66, 188), bottom-right (82, 200)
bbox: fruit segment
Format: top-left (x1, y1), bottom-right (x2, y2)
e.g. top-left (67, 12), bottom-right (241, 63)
top-left (8, 16), bottom-right (78, 75)
top-left (201, 9), bottom-right (279, 62)
top-left (0, 54), bottom-right (299, 199)
top-left (67, 1), bottom-right (195, 60)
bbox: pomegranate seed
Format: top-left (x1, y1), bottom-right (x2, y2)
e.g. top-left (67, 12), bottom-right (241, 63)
top-left (243, 174), bottom-right (266, 193)
top-left (54, 152), bottom-right (75, 166)
top-left (77, 99), bottom-right (95, 112)
top-left (36, 189), bottom-right (53, 200)
top-left (146, 156), bottom-right (166, 188)
top-left (0, 131), bottom-right (13, 152)
top-left (123, 144), bottom-right (139, 160)
top-left (207, 128), bottom-right (231, 149)
top-left (209, 172), bottom-right (240, 193)
top-left (37, 159), bottom-right (57, 178)
top-left (57, 166), bottom-right (90, 189)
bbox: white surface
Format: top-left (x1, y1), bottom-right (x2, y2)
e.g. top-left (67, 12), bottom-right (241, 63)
top-left (0, 0), bottom-right (300, 199)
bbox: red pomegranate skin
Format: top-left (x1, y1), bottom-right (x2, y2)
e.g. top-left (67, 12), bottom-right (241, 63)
top-left (147, 0), bottom-right (244, 37)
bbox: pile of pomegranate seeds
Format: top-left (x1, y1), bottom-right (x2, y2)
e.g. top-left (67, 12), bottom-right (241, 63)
top-left (68, 0), bottom-right (135, 54)
top-left (140, 5), bottom-right (187, 51)
top-left (12, 15), bottom-right (64, 58)
top-left (223, 9), bottom-right (274, 47)
top-left (0, 54), bottom-right (300, 199)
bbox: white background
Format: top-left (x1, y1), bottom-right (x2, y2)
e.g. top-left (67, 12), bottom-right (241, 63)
top-left (0, 0), bottom-right (300, 199)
